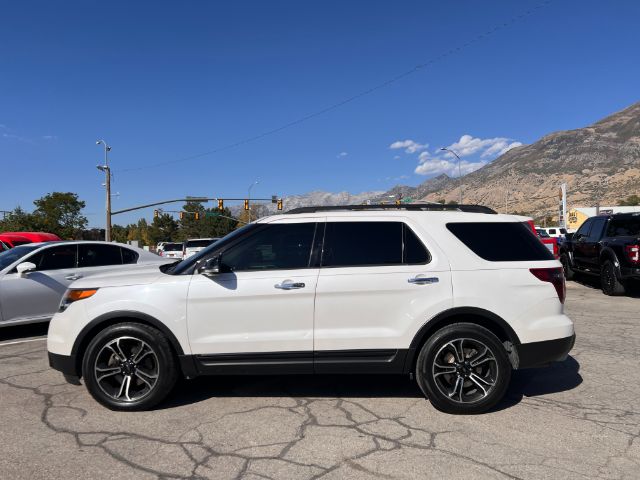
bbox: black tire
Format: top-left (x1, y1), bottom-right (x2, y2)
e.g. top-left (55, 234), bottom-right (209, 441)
top-left (560, 253), bottom-right (575, 281)
top-left (600, 260), bottom-right (626, 296)
top-left (82, 322), bottom-right (178, 411)
top-left (415, 323), bottom-right (511, 414)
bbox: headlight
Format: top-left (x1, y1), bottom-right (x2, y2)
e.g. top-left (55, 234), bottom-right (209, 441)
top-left (59, 288), bottom-right (98, 312)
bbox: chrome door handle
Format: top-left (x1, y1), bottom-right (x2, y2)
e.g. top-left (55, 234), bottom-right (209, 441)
top-left (65, 274), bottom-right (82, 281)
top-left (408, 276), bottom-right (439, 285)
top-left (275, 281), bottom-right (305, 290)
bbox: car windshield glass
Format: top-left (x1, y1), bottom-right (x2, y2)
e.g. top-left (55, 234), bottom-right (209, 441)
top-left (536, 229), bottom-right (550, 238)
top-left (0, 244), bottom-right (42, 271)
top-left (168, 224), bottom-right (256, 274)
top-left (163, 243), bottom-right (183, 251)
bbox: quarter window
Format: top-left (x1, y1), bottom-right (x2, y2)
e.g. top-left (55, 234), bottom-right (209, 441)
top-left (221, 223), bottom-right (316, 271)
top-left (121, 247), bottom-right (139, 264)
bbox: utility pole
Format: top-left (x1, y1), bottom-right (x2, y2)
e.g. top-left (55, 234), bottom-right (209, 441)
top-left (96, 139), bottom-right (112, 242)
top-left (440, 147), bottom-right (463, 204)
top-left (504, 189), bottom-right (509, 214)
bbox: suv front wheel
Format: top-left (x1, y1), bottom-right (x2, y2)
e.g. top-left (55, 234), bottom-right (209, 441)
top-left (415, 323), bottom-right (511, 414)
top-left (82, 322), bottom-right (178, 411)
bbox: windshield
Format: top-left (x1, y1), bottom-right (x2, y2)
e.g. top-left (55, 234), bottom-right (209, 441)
top-left (0, 244), bottom-right (41, 271)
top-left (168, 224), bottom-right (255, 275)
top-left (536, 229), bottom-right (550, 238)
top-left (163, 243), bottom-right (183, 252)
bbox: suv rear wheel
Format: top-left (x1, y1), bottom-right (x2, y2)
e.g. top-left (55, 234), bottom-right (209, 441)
top-left (82, 322), bottom-right (178, 411)
top-left (601, 260), bottom-right (626, 296)
top-left (415, 323), bottom-right (511, 414)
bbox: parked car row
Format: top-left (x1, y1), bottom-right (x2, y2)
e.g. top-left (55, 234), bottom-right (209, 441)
top-left (157, 238), bottom-right (220, 260)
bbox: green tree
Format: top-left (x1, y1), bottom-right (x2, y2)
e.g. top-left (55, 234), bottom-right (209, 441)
top-left (148, 214), bottom-right (179, 245)
top-left (618, 194), bottom-right (640, 206)
top-left (176, 202), bottom-right (238, 240)
top-left (32, 192), bottom-right (87, 239)
top-left (111, 224), bottom-right (129, 243)
top-left (0, 206), bottom-right (39, 232)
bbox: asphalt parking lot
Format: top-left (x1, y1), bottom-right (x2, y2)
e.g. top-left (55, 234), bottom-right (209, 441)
top-left (1, 281), bottom-right (638, 480)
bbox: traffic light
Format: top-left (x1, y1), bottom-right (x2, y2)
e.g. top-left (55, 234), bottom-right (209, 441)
top-left (179, 211), bottom-right (184, 220)
top-left (277, 199), bottom-right (283, 211)
top-left (194, 212), bottom-right (200, 220)
top-left (218, 199), bottom-right (224, 210)
top-left (153, 209), bottom-right (159, 218)
top-left (244, 199), bottom-right (249, 210)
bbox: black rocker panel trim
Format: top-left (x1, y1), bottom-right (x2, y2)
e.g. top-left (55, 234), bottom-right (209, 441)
top-left (195, 351), bottom-right (313, 375)
top-left (314, 349), bottom-right (407, 374)
top-left (193, 349), bottom-right (408, 375)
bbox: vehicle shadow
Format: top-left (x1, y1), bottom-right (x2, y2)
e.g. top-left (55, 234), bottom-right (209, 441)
top-left (163, 356), bottom-right (582, 411)
top-left (495, 355), bottom-right (582, 411)
top-left (0, 322), bottom-right (49, 342)
top-left (570, 274), bottom-right (640, 298)
top-left (163, 373), bottom-right (424, 408)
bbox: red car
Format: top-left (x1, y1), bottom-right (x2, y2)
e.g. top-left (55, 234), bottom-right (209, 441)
top-left (8, 231), bottom-right (61, 242)
top-left (0, 233), bottom-right (33, 249)
top-left (515, 219), bottom-right (559, 258)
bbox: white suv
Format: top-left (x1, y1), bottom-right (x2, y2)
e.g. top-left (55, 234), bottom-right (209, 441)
top-left (48, 205), bottom-right (575, 414)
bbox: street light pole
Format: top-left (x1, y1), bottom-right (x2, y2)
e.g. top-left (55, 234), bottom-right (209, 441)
top-left (440, 147), bottom-right (463, 204)
top-left (247, 179), bottom-right (259, 222)
top-left (96, 140), bottom-right (112, 242)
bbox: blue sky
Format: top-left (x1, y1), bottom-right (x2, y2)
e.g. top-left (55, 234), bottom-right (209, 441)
top-left (1, 0), bottom-right (639, 227)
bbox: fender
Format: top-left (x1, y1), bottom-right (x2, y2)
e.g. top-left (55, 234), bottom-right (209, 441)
top-left (71, 310), bottom-right (185, 357)
top-left (600, 247), bottom-right (622, 277)
top-left (403, 307), bottom-right (521, 373)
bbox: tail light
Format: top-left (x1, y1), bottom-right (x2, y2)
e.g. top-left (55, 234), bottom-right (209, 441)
top-left (553, 239), bottom-right (559, 258)
top-left (530, 267), bottom-right (566, 304)
top-left (626, 245), bottom-right (640, 265)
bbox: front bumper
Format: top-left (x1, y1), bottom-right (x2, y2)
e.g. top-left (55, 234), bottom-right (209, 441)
top-left (515, 334), bottom-right (576, 369)
top-left (48, 351), bottom-right (79, 378)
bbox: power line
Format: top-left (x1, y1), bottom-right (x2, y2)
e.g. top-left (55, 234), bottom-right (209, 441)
top-left (119, 0), bottom-right (553, 174)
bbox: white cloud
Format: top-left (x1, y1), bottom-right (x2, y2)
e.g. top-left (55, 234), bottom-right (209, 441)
top-left (415, 151), bottom-right (488, 176)
top-left (337, 151), bottom-right (348, 158)
top-left (42, 135), bottom-right (58, 140)
top-left (389, 139), bottom-right (428, 154)
top-left (442, 134), bottom-right (522, 159)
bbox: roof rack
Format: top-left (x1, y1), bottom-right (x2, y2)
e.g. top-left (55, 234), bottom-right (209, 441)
top-left (286, 204), bottom-right (497, 214)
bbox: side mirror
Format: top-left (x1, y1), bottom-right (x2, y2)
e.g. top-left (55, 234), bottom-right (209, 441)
top-left (16, 262), bottom-right (36, 276)
top-left (200, 254), bottom-right (222, 275)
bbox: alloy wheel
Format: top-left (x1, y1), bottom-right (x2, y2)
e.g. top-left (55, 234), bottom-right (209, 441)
top-left (94, 336), bottom-right (160, 402)
top-left (431, 338), bottom-right (498, 404)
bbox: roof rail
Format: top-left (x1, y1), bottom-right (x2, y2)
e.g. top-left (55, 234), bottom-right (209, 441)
top-left (285, 204), bottom-right (497, 214)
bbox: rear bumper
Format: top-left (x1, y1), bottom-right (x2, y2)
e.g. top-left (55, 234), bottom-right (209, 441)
top-left (515, 334), bottom-right (575, 369)
top-left (620, 266), bottom-right (640, 279)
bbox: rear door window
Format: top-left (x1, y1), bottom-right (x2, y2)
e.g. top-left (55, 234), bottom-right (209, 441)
top-left (606, 217), bottom-right (640, 237)
top-left (321, 222), bottom-right (429, 267)
top-left (78, 244), bottom-right (123, 267)
top-left (446, 222), bottom-right (553, 261)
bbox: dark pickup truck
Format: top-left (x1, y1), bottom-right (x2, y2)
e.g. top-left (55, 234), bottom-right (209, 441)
top-left (560, 213), bottom-right (640, 295)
